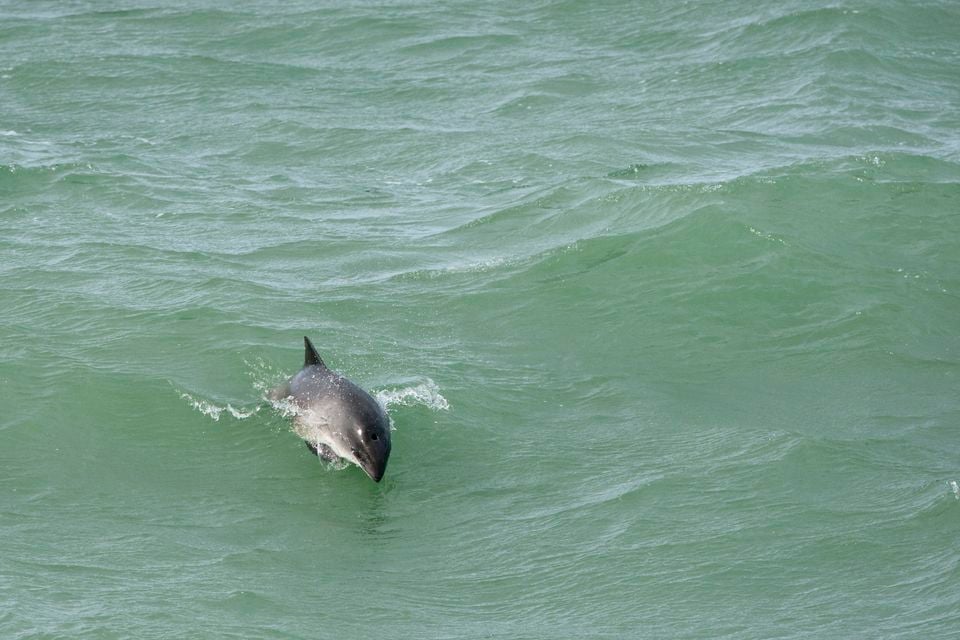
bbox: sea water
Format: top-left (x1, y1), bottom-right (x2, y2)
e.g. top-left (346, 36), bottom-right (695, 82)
top-left (2, 1), bottom-right (959, 637)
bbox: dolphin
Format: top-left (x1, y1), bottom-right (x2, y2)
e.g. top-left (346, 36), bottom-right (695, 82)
top-left (270, 336), bottom-right (392, 482)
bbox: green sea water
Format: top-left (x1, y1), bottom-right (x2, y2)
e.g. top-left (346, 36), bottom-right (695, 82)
top-left (2, 1), bottom-right (959, 637)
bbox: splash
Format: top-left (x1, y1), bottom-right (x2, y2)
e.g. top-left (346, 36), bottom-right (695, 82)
top-left (268, 395), bottom-right (302, 421)
top-left (950, 480), bottom-right (960, 501)
top-left (244, 357), bottom-right (288, 395)
top-left (375, 378), bottom-right (450, 411)
top-left (179, 391), bottom-right (261, 422)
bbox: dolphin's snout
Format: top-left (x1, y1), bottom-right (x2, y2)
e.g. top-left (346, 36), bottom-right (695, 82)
top-left (353, 447), bottom-right (389, 483)
top-left (368, 465), bottom-right (386, 483)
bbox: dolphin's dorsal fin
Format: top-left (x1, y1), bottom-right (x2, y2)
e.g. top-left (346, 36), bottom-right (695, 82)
top-left (304, 336), bottom-right (326, 368)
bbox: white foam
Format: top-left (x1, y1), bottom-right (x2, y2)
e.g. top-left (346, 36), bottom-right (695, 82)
top-left (376, 378), bottom-right (450, 412)
top-left (950, 480), bottom-right (959, 501)
top-left (179, 392), bottom-right (261, 422)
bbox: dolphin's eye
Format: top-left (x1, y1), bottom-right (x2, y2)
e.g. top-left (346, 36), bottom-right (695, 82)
top-left (370, 432), bottom-right (379, 441)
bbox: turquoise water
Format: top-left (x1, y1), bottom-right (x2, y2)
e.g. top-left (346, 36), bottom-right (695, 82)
top-left (2, 1), bottom-right (959, 637)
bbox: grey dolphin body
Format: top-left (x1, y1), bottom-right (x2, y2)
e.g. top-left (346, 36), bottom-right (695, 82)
top-left (271, 337), bottom-right (392, 482)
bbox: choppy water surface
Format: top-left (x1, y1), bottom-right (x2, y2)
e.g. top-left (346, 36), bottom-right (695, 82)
top-left (2, 1), bottom-right (959, 637)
